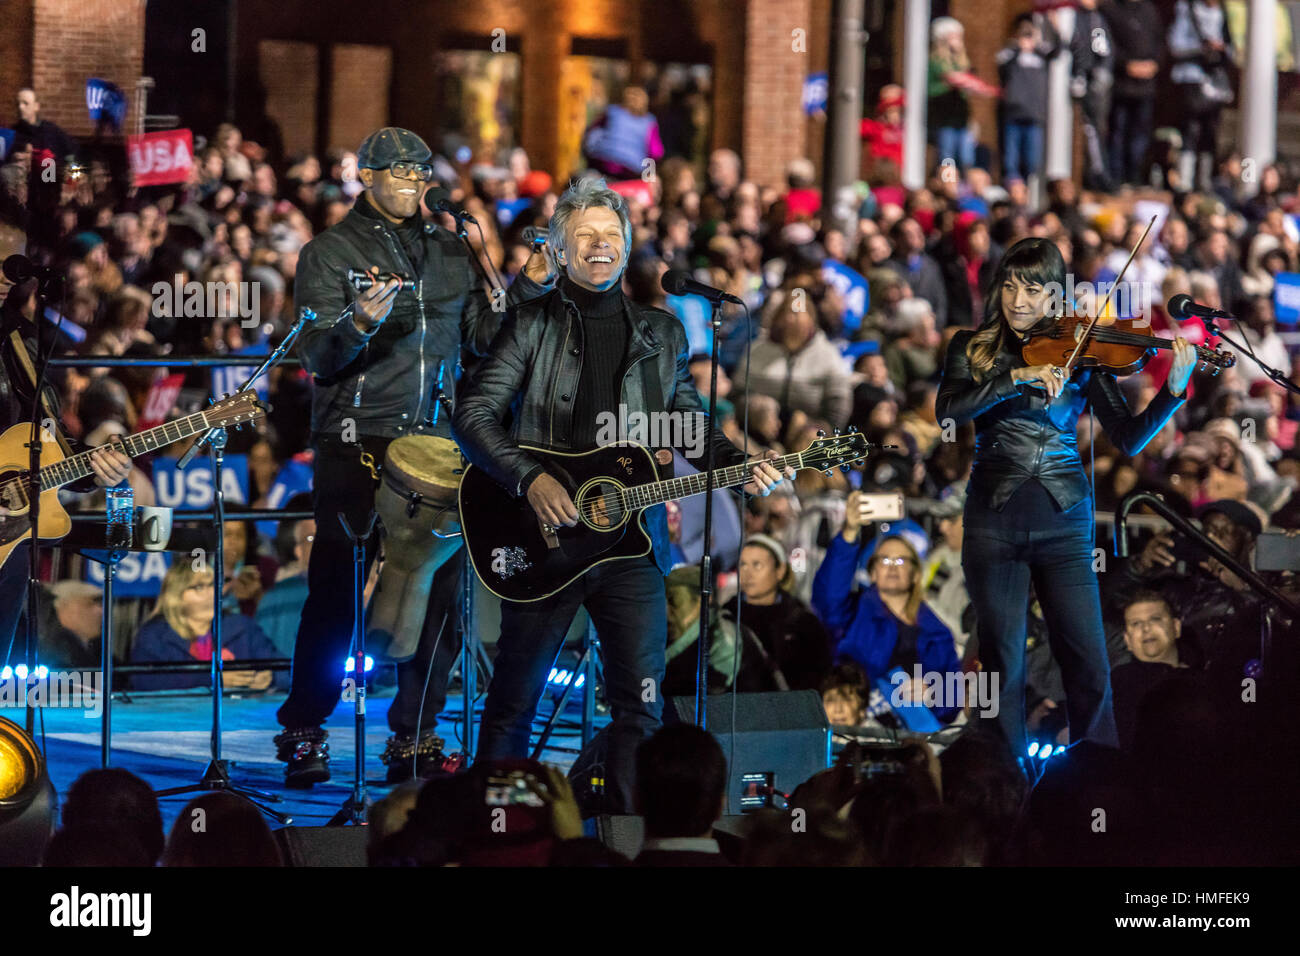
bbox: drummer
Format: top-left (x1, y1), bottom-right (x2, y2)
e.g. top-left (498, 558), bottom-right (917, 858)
top-left (272, 127), bottom-right (556, 787)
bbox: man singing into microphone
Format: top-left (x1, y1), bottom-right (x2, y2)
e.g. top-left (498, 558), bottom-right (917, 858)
top-left (453, 177), bottom-right (791, 812)
top-left (274, 127), bottom-right (553, 787)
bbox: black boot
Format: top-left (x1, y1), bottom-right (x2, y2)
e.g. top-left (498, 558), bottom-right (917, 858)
top-left (380, 731), bottom-right (447, 783)
top-left (274, 727), bottom-right (330, 788)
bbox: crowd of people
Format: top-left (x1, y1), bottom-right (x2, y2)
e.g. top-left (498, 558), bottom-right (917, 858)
top-left (3, 3), bottom-right (1300, 864)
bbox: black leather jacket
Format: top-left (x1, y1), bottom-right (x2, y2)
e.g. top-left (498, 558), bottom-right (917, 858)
top-left (293, 205), bottom-right (546, 443)
top-left (936, 328), bottom-right (1184, 511)
top-left (452, 285), bottom-right (748, 574)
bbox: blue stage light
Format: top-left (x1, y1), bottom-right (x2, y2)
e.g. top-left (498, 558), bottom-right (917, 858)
top-left (1027, 741), bottom-right (1040, 757)
top-left (14, 665), bottom-right (27, 681)
top-left (0, 667), bottom-right (11, 681)
top-left (34, 666), bottom-right (47, 680)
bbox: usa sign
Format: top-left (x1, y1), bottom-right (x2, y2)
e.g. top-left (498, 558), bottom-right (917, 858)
top-left (127, 129), bottom-right (194, 187)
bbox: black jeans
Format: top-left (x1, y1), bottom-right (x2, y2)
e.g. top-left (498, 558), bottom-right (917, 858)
top-left (963, 481), bottom-right (1117, 760)
top-left (477, 554), bottom-right (667, 814)
top-left (276, 437), bottom-right (461, 737)
top-left (1108, 94), bottom-right (1153, 185)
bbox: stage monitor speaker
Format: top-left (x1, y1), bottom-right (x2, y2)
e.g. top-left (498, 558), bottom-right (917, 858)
top-left (666, 691), bottom-right (831, 816)
top-left (274, 825), bottom-right (369, 867)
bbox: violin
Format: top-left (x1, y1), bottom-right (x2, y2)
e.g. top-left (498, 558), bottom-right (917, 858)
top-left (1019, 214), bottom-right (1235, 377)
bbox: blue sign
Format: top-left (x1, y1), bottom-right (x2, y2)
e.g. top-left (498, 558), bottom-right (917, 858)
top-left (802, 72), bottom-right (829, 115)
top-left (212, 347), bottom-right (270, 403)
top-left (152, 453), bottom-right (250, 511)
top-left (256, 457), bottom-right (314, 541)
top-left (85, 78), bottom-right (128, 131)
top-left (1274, 272), bottom-right (1300, 325)
top-left (85, 551), bottom-right (173, 599)
top-left (822, 260), bottom-right (870, 334)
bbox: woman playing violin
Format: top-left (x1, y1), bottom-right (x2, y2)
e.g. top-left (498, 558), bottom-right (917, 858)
top-left (936, 237), bottom-right (1196, 776)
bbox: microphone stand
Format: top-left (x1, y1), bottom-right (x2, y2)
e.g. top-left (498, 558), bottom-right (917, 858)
top-left (694, 298), bottom-right (726, 728)
top-left (1200, 315), bottom-right (1300, 398)
top-left (155, 309), bottom-right (316, 823)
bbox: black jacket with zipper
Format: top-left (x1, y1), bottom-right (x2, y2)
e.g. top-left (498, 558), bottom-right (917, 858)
top-left (936, 327), bottom-right (1184, 512)
top-left (293, 204), bottom-right (546, 443)
top-left (452, 284), bottom-right (749, 575)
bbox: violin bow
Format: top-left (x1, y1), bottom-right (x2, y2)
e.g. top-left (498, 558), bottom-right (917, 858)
top-left (1060, 213), bottom-right (1158, 376)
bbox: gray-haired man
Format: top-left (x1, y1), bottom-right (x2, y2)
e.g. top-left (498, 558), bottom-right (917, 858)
top-left (454, 177), bottom-right (791, 812)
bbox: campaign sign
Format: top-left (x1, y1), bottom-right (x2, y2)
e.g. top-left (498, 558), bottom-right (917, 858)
top-left (1274, 272), bottom-right (1300, 326)
top-left (127, 129), bottom-right (194, 187)
top-left (85, 550), bottom-right (173, 598)
top-left (152, 453), bottom-right (250, 511)
top-left (822, 260), bottom-right (869, 334)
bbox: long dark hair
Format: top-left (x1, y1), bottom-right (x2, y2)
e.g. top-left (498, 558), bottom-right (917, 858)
top-left (965, 237), bottom-right (1065, 381)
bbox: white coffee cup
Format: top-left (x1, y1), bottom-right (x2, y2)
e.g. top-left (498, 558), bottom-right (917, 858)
top-left (136, 506), bottom-right (173, 552)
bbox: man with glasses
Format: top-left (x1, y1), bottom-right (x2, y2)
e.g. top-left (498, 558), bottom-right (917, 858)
top-left (273, 127), bottom-right (554, 787)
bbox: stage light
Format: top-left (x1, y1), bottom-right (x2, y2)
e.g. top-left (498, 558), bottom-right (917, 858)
top-left (343, 655), bottom-right (374, 674)
top-left (1041, 745), bottom-right (1054, 759)
top-left (0, 666), bottom-right (10, 681)
top-left (0, 716), bottom-right (56, 865)
top-left (575, 674), bottom-right (585, 688)
top-left (548, 667), bottom-right (558, 682)
top-left (1027, 741), bottom-right (1040, 757)
top-left (34, 666), bottom-right (47, 680)
top-left (14, 664), bottom-right (27, 680)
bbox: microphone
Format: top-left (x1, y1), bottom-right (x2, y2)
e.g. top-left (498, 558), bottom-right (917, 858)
top-left (660, 269), bottom-right (743, 305)
top-left (2, 254), bottom-right (58, 283)
top-left (1167, 294), bottom-right (1233, 323)
top-left (423, 187), bottom-right (477, 224)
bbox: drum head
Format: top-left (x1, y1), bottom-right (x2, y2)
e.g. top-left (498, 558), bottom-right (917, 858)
top-left (385, 435), bottom-right (462, 501)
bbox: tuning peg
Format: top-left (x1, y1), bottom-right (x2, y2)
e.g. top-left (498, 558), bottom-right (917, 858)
top-left (816, 429), bottom-right (826, 438)
top-left (833, 428), bottom-right (840, 436)
top-left (841, 464), bottom-right (851, 473)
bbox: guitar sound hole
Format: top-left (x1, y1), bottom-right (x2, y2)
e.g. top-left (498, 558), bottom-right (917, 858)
top-left (580, 481), bottom-right (626, 530)
top-left (0, 472), bottom-right (29, 514)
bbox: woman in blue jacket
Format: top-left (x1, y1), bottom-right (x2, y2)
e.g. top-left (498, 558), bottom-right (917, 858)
top-left (812, 496), bottom-right (961, 722)
top-left (130, 561), bottom-right (285, 691)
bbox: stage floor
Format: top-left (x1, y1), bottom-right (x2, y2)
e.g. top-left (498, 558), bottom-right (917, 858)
top-left (7, 685), bottom-right (596, 834)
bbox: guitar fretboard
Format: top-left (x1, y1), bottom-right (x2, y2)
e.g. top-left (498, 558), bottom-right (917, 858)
top-left (621, 450), bottom-right (806, 512)
top-left (38, 410), bottom-right (214, 490)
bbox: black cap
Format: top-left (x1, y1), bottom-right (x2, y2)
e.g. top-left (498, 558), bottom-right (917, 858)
top-left (1199, 499), bottom-right (1263, 537)
top-left (356, 127), bottom-right (431, 169)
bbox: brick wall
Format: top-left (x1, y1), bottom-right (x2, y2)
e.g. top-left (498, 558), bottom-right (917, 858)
top-left (258, 40), bottom-right (318, 159)
top-left (26, 0), bottom-right (145, 136)
top-left (742, 0), bottom-right (814, 188)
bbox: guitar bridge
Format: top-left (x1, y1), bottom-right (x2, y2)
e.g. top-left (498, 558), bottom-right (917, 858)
top-left (539, 518), bottom-right (560, 550)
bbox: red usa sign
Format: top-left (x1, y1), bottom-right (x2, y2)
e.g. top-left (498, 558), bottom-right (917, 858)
top-left (127, 129), bottom-right (194, 186)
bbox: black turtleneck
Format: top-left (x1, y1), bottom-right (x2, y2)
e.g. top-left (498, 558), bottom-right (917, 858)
top-left (563, 277), bottom-right (629, 449)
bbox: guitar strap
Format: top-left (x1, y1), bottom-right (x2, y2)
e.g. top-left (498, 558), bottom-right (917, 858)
top-left (7, 328), bottom-right (72, 456)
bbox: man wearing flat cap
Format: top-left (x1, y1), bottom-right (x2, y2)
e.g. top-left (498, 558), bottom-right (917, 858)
top-left (273, 127), bottom-right (554, 786)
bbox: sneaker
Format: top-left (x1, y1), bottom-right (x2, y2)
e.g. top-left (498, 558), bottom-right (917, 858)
top-left (380, 731), bottom-right (447, 783)
top-left (274, 727), bottom-right (330, 788)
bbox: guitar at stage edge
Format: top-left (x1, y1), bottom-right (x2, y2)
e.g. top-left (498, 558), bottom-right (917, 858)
top-left (0, 391), bottom-right (265, 573)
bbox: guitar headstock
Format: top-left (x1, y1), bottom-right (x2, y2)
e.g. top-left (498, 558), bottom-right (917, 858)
top-left (799, 430), bottom-right (870, 473)
top-left (205, 391), bottom-right (267, 429)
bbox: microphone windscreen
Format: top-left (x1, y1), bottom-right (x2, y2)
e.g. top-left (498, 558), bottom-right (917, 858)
top-left (422, 185), bottom-right (451, 215)
top-left (2, 255), bottom-right (32, 284)
top-left (660, 269), bottom-right (690, 296)
top-left (1166, 294), bottom-right (1193, 320)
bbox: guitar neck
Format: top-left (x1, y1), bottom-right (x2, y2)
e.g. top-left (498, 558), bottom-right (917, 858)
top-left (622, 450), bottom-right (806, 512)
top-left (38, 410), bottom-right (216, 490)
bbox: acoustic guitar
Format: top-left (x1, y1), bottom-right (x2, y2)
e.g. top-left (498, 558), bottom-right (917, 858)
top-left (0, 391), bottom-right (265, 573)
